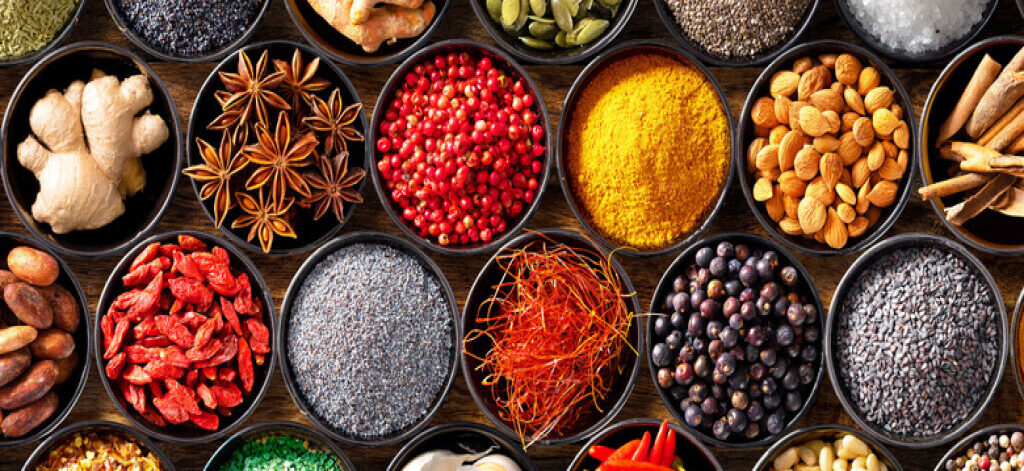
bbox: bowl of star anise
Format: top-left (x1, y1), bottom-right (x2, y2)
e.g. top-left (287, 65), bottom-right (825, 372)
top-left (185, 40), bottom-right (369, 255)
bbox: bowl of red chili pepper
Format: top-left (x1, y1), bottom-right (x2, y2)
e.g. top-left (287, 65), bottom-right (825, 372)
top-left (93, 230), bottom-right (276, 444)
top-left (568, 419), bottom-right (723, 471)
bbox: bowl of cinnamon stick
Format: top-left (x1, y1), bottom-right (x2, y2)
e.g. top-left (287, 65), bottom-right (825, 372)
top-left (919, 35), bottom-right (1024, 254)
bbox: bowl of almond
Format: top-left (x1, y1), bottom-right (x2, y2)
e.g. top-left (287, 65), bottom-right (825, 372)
top-left (737, 40), bottom-right (917, 257)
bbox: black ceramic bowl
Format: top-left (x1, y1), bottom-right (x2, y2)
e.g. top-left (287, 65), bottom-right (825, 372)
top-left (204, 421), bottom-right (356, 471)
top-left (919, 36), bottom-right (1024, 255)
top-left (104, 0), bottom-right (270, 63)
top-left (469, 0), bottom-right (637, 65)
top-left (647, 232), bottom-right (826, 448)
top-left (461, 228), bottom-right (642, 446)
top-left (94, 230), bottom-right (276, 444)
top-left (186, 40), bottom-right (370, 256)
top-left (834, 0), bottom-right (998, 64)
top-left (22, 420), bottom-right (176, 470)
top-left (737, 40), bottom-right (916, 257)
top-left (556, 40), bottom-right (733, 258)
top-left (386, 422), bottom-right (538, 471)
top-left (653, 0), bottom-right (820, 67)
top-left (1, 42), bottom-right (182, 259)
top-left (825, 233), bottom-right (1007, 448)
top-left (932, 425), bottom-right (1024, 471)
top-left (284, 0), bottom-right (449, 67)
top-left (753, 425), bottom-right (903, 471)
top-left (1019, 0), bottom-right (1024, 21)
top-left (0, 0), bottom-right (84, 68)
top-left (0, 232), bottom-right (90, 448)
top-left (369, 40), bottom-right (552, 256)
top-left (278, 231), bottom-right (460, 447)
top-left (1010, 286), bottom-right (1024, 401)
top-left (567, 418), bottom-right (722, 471)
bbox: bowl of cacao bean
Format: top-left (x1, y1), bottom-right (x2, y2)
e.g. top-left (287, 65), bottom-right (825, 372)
top-left (566, 418), bottom-right (723, 471)
top-left (22, 420), bottom-right (176, 470)
top-left (647, 232), bottom-right (825, 448)
top-left (0, 232), bottom-right (90, 448)
top-left (753, 425), bottom-right (902, 471)
top-left (93, 230), bottom-right (276, 444)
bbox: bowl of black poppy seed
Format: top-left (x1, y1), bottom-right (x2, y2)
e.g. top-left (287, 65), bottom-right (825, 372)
top-left (647, 232), bottom-right (825, 448)
top-left (104, 0), bottom-right (271, 63)
top-left (279, 231), bottom-right (460, 447)
top-left (652, 0), bottom-right (821, 67)
top-left (826, 232), bottom-right (1007, 448)
top-left (932, 425), bottom-right (1024, 471)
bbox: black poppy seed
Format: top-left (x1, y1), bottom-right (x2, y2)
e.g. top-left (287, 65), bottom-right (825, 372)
top-left (287, 243), bottom-right (453, 440)
top-left (662, 0), bottom-right (812, 61)
top-left (116, 0), bottom-right (261, 57)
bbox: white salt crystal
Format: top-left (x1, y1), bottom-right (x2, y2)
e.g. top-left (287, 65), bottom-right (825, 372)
top-left (847, 0), bottom-right (987, 54)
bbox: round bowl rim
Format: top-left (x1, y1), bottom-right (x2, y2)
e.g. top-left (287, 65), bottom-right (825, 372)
top-left (384, 421), bottom-right (540, 471)
top-left (930, 424), bottom-right (1024, 471)
top-left (751, 424), bottom-right (905, 471)
top-left (0, 0), bottom-right (85, 68)
top-left (21, 420), bottom-right (178, 471)
top-left (566, 417), bottom-right (724, 471)
top-left (202, 420), bottom-right (357, 471)
top-left (1012, 285), bottom-right (1024, 400)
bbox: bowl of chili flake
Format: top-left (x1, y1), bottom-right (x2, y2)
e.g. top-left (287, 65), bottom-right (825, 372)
top-left (93, 230), bottom-right (276, 444)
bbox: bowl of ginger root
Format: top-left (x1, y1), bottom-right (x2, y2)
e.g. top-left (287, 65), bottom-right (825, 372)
top-left (1, 41), bottom-right (182, 259)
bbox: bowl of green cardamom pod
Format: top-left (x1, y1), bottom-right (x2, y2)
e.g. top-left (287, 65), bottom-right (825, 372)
top-left (0, 0), bottom-right (85, 68)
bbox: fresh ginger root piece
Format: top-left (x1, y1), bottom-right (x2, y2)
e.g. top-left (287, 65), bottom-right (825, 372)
top-left (349, 0), bottom-right (425, 25)
top-left (307, 0), bottom-right (436, 53)
top-left (16, 74), bottom-right (168, 234)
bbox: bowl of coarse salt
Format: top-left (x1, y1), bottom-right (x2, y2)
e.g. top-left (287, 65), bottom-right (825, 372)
top-left (833, 0), bottom-right (999, 64)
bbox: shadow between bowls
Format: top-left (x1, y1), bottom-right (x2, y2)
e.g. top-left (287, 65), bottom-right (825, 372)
top-left (833, 0), bottom-right (998, 65)
top-left (647, 232), bottom-right (826, 448)
top-left (918, 36), bottom-right (1024, 256)
top-left (0, 231), bottom-right (91, 448)
top-left (186, 39), bottom-right (370, 256)
top-left (555, 39), bottom-right (734, 258)
top-left (824, 232), bottom-right (1007, 449)
top-left (22, 420), bottom-right (176, 470)
top-left (204, 420), bottom-right (357, 471)
top-left (284, 0), bottom-right (450, 67)
top-left (931, 424), bottom-right (1024, 471)
top-left (369, 39), bottom-right (553, 256)
top-left (652, 0), bottom-right (820, 68)
top-left (93, 230), bottom-right (277, 445)
top-left (1, 41), bottom-right (183, 259)
top-left (386, 422), bottom-right (539, 471)
top-left (752, 425), bottom-right (904, 471)
top-left (460, 228), bottom-right (642, 446)
top-left (0, 0), bottom-right (85, 68)
top-left (566, 418), bottom-right (723, 471)
top-left (103, 0), bottom-right (271, 63)
top-left (277, 230), bottom-right (460, 447)
top-left (468, 0), bottom-right (638, 65)
top-left (736, 39), bottom-right (916, 258)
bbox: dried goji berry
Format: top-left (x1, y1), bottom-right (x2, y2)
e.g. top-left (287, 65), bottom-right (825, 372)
top-left (178, 235), bottom-right (207, 252)
top-left (121, 381), bottom-right (147, 414)
top-left (147, 381), bottom-right (162, 398)
top-left (136, 335), bottom-right (171, 348)
top-left (191, 410), bottom-right (219, 431)
top-left (152, 393), bottom-right (190, 425)
top-left (158, 243), bottom-right (181, 257)
top-left (173, 250), bottom-right (204, 282)
top-left (132, 316), bottom-right (154, 339)
top-left (189, 252), bottom-right (220, 272)
top-left (165, 379), bottom-right (202, 415)
top-left (217, 368), bottom-right (236, 383)
top-left (127, 272), bottom-right (164, 320)
top-left (155, 315), bottom-right (194, 348)
top-left (245, 318), bottom-right (270, 354)
top-left (123, 365), bottom-right (152, 385)
top-left (201, 367), bottom-right (218, 382)
top-left (209, 381), bottom-right (242, 408)
top-left (106, 353), bottom-right (126, 379)
top-left (140, 409), bottom-right (167, 428)
top-left (212, 246), bottom-right (230, 264)
top-left (237, 337), bottom-right (254, 393)
top-left (126, 345), bottom-right (159, 364)
top-left (248, 299), bottom-right (264, 322)
top-left (176, 311), bottom-right (208, 331)
top-left (219, 298), bottom-right (242, 337)
top-left (158, 291), bottom-right (174, 311)
top-left (206, 263), bottom-right (238, 297)
top-left (167, 277), bottom-right (213, 309)
top-left (123, 258), bottom-right (163, 287)
top-left (197, 383), bottom-right (217, 409)
top-left (187, 338), bottom-right (221, 362)
top-left (144, 361), bottom-right (185, 381)
top-left (129, 243), bottom-right (160, 272)
top-left (233, 273), bottom-right (252, 315)
top-left (193, 316), bottom-right (218, 351)
top-left (159, 346), bottom-right (191, 368)
top-left (195, 335), bottom-right (237, 369)
top-left (217, 406), bottom-right (233, 417)
top-left (113, 291), bottom-right (141, 311)
top-left (186, 369), bottom-right (199, 389)
top-left (169, 298), bottom-right (186, 316)
top-left (253, 353), bottom-right (265, 366)
top-left (101, 315), bottom-right (115, 351)
top-left (104, 317), bottom-right (130, 360)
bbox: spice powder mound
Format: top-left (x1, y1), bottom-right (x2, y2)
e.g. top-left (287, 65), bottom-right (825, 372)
top-left (566, 52), bottom-right (730, 251)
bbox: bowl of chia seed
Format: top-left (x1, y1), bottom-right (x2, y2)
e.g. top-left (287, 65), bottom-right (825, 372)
top-left (104, 0), bottom-right (271, 63)
top-left (0, 0), bottom-right (85, 68)
top-left (566, 418), bottom-right (723, 471)
top-left (278, 231), bottom-right (460, 447)
top-left (203, 421), bottom-right (356, 471)
top-left (753, 425), bottom-right (903, 471)
top-left (826, 233), bottom-right (1007, 448)
top-left (932, 425), bottom-right (1024, 471)
top-left (386, 422), bottom-right (538, 471)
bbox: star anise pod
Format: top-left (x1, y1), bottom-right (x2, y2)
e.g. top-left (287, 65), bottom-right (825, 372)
top-left (244, 111), bottom-right (319, 204)
top-left (303, 89), bottom-right (364, 156)
top-left (210, 50), bottom-right (290, 133)
top-left (231, 189), bottom-right (296, 253)
top-left (183, 132), bottom-right (249, 227)
top-left (303, 152), bottom-right (365, 223)
top-left (273, 49), bottom-right (330, 111)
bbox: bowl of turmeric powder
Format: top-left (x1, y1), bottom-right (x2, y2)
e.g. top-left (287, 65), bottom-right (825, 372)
top-left (556, 40), bottom-right (734, 257)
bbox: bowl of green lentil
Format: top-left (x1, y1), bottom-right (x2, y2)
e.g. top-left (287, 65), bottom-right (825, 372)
top-left (22, 420), bottom-right (176, 470)
top-left (652, 0), bottom-right (820, 67)
top-left (0, 0), bottom-right (84, 68)
top-left (386, 422), bottom-right (538, 471)
top-left (278, 231), bottom-right (460, 447)
top-left (932, 425), bottom-right (1024, 471)
top-left (204, 421), bottom-right (355, 471)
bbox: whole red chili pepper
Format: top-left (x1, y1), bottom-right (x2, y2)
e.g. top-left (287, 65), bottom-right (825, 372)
top-left (660, 430), bottom-right (676, 467)
top-left (632, 431), bottom-right (651, 462)
top-left (588, 445), bottom-right (615, 462)
top-left (649, 420), bottom-right (668, 464)
top-left (598, 460), bottom-right (674, 471)
top-left (605, 440), bottom-right (641, 462)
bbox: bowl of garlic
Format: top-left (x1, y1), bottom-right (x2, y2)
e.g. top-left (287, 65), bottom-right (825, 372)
top-left (0, 41), bottom-right (182, 259)
top-left (386, 422), bottom-right (537, 471)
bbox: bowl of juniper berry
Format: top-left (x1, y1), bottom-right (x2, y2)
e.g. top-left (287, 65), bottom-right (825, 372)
top-left (566, 418), bottom-right (723, 471)
top-left (647, 232), bottom-right (825, 448)
top-left (753, 425), bottom-right (903, 471)
top-left (825, 232), bottom-right (1007, 449)
top-left (277, 230), bottom-right (460, 447)
top-left (0, 0), bottom-right (85, 68)
top-left (386, 422), bottom-right (538, 471)
top-left (22, 420), bottom-right (176, 471)
top-left (203, 421), bottom-right (356, 471)
top-left (931, 424), bottom-right (1024, 471)
top-left (1, 41), bottom-right (182, 259)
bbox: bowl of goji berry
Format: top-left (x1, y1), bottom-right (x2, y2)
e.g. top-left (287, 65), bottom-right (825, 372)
top-left (93, 230), bottom-right (276, 444)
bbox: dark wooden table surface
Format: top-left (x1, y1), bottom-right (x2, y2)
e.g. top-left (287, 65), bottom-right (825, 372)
top-left (1, 0), bottom-right (1023, 469)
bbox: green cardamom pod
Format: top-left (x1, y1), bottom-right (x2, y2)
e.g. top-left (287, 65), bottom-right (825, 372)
top-left (487, 0), bottom-right (503, 23)
top-left (528, 0), bottom-right (546, 17)
top-left (519, 36), bottom-right (554, 49)
top-left (551, 0), bottom-right (574, 33)
top-left (501, 0), bottom-right (521, 30)
top-left (528, 21), bottom-right (558, 40)
top-left (574, 18), bottom-right (608, 45)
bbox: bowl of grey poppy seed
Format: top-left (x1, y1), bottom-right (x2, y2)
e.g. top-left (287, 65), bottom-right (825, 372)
top-left (278, 231), bottom-right (460, 447)
top-left (104, 0), bottom-right (271, 63)
top-left (652, 0), bottom-right (821, 67)
top-left (825, 232), bottom-right (1007, 448)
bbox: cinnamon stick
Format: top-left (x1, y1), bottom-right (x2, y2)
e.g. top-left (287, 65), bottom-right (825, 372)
top-left (953, 141), bottom-right (1002, 171)
top-left (979, 98), bottom-right (1024, 147)
top-left (937, 53), bottom-right (1002, 146)
top-left (968, 46), bottom-right (1024, 138)
top-left (1009, 132), bottom-right (1024, 154)
top-left (946, 173), bottom-right (1018, 225)
top-left (938, 145), bottom-right (963, 161)
top-left (919, 173), bottom-right (993, 200)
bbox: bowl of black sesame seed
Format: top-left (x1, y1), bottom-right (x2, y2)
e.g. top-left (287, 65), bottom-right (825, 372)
top-left (103, 0), bottom-right (271, 63)
top-left (933, 425), bottom-right (1024, 471)
top-left (386, 422), bottom-right (539, 471)
top-left (825, 233), bottom-right (1007, 448)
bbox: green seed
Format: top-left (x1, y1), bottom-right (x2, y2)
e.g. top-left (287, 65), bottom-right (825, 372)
top-left (551, 0), bottom-right (573, 32)
top-left (486, 0), bottom-right (503, 23)
top-left (528, 20), bottom-right (558, 40)
top-left (554, 30), bottom-right (570, 47)
top-left (501, 0), bottom-right (521, 30)
top-left (519, 36), bottom-right (553, 49)
top-left (528, 0), bottom-right (546, 17)
top-left (574, 18), bottom-right (608, 44)
top-left (564, 0), bottom-right (579, 16)
top-left (527, 15), bottom-right (555, 23)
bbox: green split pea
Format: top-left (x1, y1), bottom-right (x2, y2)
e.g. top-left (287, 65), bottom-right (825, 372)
top-left (218, 435), bottom-right (343, 471)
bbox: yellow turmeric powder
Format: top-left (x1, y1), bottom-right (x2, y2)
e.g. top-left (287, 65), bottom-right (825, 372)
top-left (566, 52), bottom-right (731, 251)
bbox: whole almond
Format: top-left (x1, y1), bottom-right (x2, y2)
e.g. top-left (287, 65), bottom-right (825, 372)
top-left (755, 125), bottom-right (772, 138)
top-left (798, 197), bottom-right (826, 234)
top-left (836, 183), bottom-right (857, 205)
top-left (769, 125), bottom-right (788, 145)
top-left (794, 147), bottom-right (821, 180)
top-left (882, 140), bottom-right (898, 159)
top-left (793, 57), bottom-right (814, 75)
top-left (799, 106), bottom-right (829, 137)
top-left (863, 86), bottom-right (894, 114)
top-left (818, 54), bottom-right (838, 68)
top-left (779, 130), bottom-right (805, 171)
top-left (890, 103), bottom-right (903, 120)
top-left (756, 144), bottom-right (780, 170)
top-left (798, 66), bottom-right (831, 102)
top-left (857, 67), bottom-right (881, 95)
top-left (806, 177), bottom-right (835, 206)
top-left (751, 97), bottom-right (779, 127)
top-left (775, 95), bottom-right (792, 124)
top-left (820, 153), bottom-right (842, 189)
top-left (856, 181), bottom-right (871, 213)
top-left (779, 217), bottom-right (803, 235)
top-left (753, 177), bottom-right (773, 202)
top-left (830, 81), bottom-right (845, 97)
top-left (878, 158), bottom-right (903, 180)
top-left (770, 71), bottom-right (800, 98)
top-left (837, 132), bottom-right (862, 165)
top-left (766, 190), bottom-right (785, 222)
top-left (778, 171), bottom-right (806, 197)
top-left (813, 135), bottom-right (840, 153)
top-left (867, 206), bottom-right (882, 226)
top-left (897, 149), bottom-right (909, 173)
top-left (852, 117), bottom-right (875, 147)
top-left (823, 110), bottom-right (841, 134)
top-left (868, 180), bottom-right (898, 207)
top-left (823, 207), bottom-right (848, 249)
top-left (843, 88), bottom-right (866, 115)
top-left (835, 53), bottom-right (862, 86)
top-left (747, 138), bottom-right (766, 173)
top-left (784, 195), bottom-right (801, 219)
top-left (867, 141), bottom-right (885, 171)
top-left (811, 89), bottom-right (844, 114)
top-left (837, 203), bottom-right (856, 223)
top-left (841, 112), bottom-right (860, 132)
top-left (872, 108), bottom-right (899, 136)
top-left (852, 158), bottom-right (870, 188)
top-left (848, 217), bottom-right (869, 237)
top-left (788, 101), bottom-right (809, 130)
top-left (814, 230), bottom-right (826, 244)
top-left (759, 167), bottom-right (782, 181)
top-left (893, 121), bottom-right (910, 149)
top-left (839, 167), bottom-right (853, 187)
